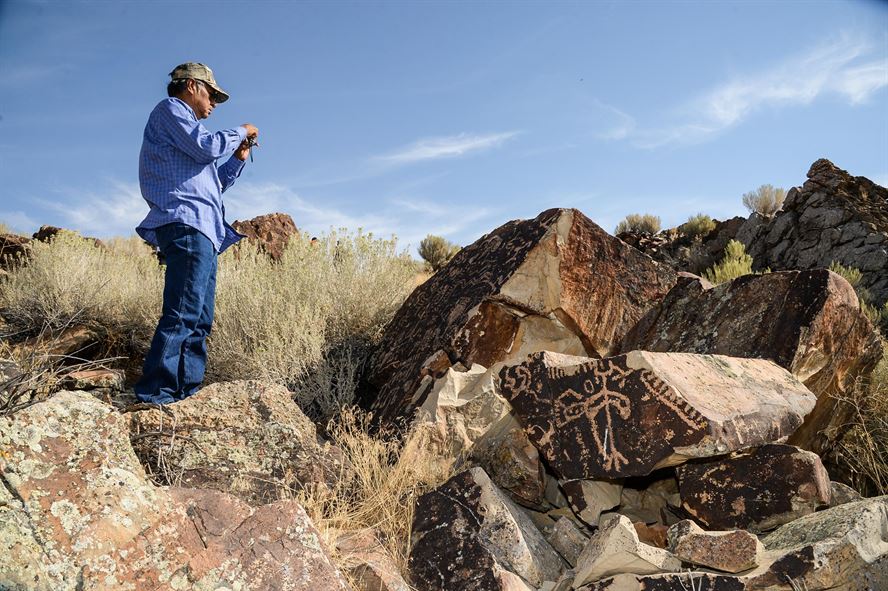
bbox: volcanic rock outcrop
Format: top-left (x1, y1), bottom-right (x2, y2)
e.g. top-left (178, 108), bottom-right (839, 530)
top-left (128, 380), bottom-right (346, 505)
top-left (737, 159), bottom-right (888, 307)
top-left (621, 270), bottom-right (882, 455)
top-left (499, 350), bottom-right (815, 479)
top-left (360, 208), bottom-right (678, 426)
top-left (232, 212), bottom-right (299, 260)
top-left (0, 391), bottom-right (348, 591)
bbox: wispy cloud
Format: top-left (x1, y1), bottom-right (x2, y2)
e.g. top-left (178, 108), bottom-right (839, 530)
top-left (375, 131), bottom-right (521, 165)
top-left (608, 35), bottom-right (887, 149)
top-left (0, 210), bottom-right (39, 234)
top-left (37, 180), bottom-right (146, 237)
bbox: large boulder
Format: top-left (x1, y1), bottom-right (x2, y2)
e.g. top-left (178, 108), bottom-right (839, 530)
top-left (0, 233), bottom-right (30, 270)
top-left (232, 212), bottom-right (299, 260)
top-left (360, 208), bottom-right (677, 426)
top-left (676, 444), bottom-right (831, 532)
top-left (621, 270), bottom-right (882, 456)
top-left (409, 466), bottom-right (566, 590)
top-left (736, 159), bottom-right (888, 307)
top-left (128, 380), bottom-right (346, 505)
top-left (0, 390), bottom-right (348, 591)
top-left (499, 350), bottom-right (815, 479)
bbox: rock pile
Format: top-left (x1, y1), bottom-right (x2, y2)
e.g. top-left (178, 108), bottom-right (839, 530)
top-left (355, 205), bottom-right (886, 589)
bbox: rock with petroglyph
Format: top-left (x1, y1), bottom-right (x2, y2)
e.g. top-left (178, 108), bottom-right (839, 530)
top-left (621, 269), bottom-right (882, 457)
top-left (499, 350), bottom-right (816, 479)
top-left (0, 390), bottom-right (348, 591)
top-left (676, 444), bottom-right (831, 532)
top-left (667, 520), bottom-right (763, 573)
top-left (572, 513), bottom-right (681, 587)
top-left (409, 466), bottom-right (567, 591)
top-left (128, 380), bottom-right (347, 506)
top-left (360, 207), bottom-right (677, 426)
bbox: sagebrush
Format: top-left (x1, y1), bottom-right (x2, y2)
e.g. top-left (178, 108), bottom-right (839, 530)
top-left (418, 234), bottom-right (460, 272)
top-left (0, 230), bottom-right (417, 417)
top-left (679, 213), bottom-right (716, 240)
top-left (742, 184), bottom-right (786, 216)
top-left (615, 213), bottom-right (661, 235)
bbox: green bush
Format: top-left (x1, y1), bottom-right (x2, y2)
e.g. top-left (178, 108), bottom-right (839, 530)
top-left (418, 234), bottom-right (460, 272)
top-left (678, 213), bottom-right (716, 240)
top-left (615, 213), bottom-right (661, 235)
top-left (742, 184), bottom-right (786, 216)
top-left (703, 239), bottom-right (755, 285)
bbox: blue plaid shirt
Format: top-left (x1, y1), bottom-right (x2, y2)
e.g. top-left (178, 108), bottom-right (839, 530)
top-left (136, 98), bottom-right (247, 253)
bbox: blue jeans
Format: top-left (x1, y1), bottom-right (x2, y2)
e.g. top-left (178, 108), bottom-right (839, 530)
top-left (135, 223), bottom-right (218, 404)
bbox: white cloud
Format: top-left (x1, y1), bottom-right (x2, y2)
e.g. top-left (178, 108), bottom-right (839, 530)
top-left (0, 210), bottom-right (39, 234)
top-left (37, 180), bottom-right (146, 237)
top-left (375, 131), bottom-right (521, 165)
top-left (610, 35), bottom-right (888, 149)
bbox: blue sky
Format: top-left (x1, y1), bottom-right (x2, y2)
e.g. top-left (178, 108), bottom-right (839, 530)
top-left (1, 0), bottom-right (886, 254)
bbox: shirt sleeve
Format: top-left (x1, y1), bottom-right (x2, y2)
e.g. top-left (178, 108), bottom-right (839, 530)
top-left (159, 100), bottom-right (248, 164)
top-left (217, 154), bottom-right (246, 193)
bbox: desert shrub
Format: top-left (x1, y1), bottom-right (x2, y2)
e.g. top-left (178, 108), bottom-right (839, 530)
top-left (742, 184), bottom-right (786, 216)
top-left (834, 344), bottom-right (888, 496)
top-left (418, 234), bottom-right (460, 272)
top-left (0, 232), bottom-right (163, 350)
top-left (678, 213), bottom-right (716, 240)
top-left (615, 213), bottom-right (661, 235)
top-left (703, 239), bottom-right (755, 285)
top-left (209, 230), bottom-right (416, 416)
top-left (297, 407), bottom-right (455, 577)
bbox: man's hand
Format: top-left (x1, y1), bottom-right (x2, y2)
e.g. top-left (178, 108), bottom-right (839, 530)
top-left (236, 124), bottom-right (259, 161)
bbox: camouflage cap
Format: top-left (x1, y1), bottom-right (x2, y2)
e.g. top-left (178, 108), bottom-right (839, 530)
top-left (168, 62), bottom-right (230, 103)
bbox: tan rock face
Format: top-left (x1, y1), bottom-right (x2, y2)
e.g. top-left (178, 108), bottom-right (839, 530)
top-left (231, 212), bottom-right (299, 260)
top-left (546, 516), bottom-right (589, 567)
top-left (572, 514), bottom-right (681, 587)
top-left (621, 269), bottom-right (882, 456)
top-left (0, 391), bottom-right (348, 591)
top-left (334, 529), bottom-right (411, 591)
top-left (360, 208), bottom-right (676, 426)
top-left (667, 520), bottom-right (763, 573)
top-left (409, 467), bottom-right (566, 591)
top-left (128, 380), bottom-right (346, 505)
top-left (677, 444), bottom-right (831, 533)
top-left (499, 350), bottom-right (815, 479)
top-left (561, 479), bottom-right (622, 526)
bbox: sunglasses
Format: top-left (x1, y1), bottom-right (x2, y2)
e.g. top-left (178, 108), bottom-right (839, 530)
top-left (197, 80), bottom-right (223, 103)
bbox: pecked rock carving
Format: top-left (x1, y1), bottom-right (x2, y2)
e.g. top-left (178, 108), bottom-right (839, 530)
top-left (499, 351), bottom-right (816, 479)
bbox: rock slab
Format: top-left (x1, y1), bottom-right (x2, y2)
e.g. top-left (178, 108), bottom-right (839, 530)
top-left (0, 390), bottom-right (348, 591)
top-left (361, 208), bottom-right (677, 426)
top-left (667, 520), bottom-right (763, 573)
top-left (499, 350), bottom-right (815, 479)
top-left (128, 380), bottom-right (346, 505)
top-left (409, 466), bottom-right (566, 591)
top-left (232, 212), bottom-right (299, 260)
top-left (677, 444), bottom-right (831, 532)
top-left (621, 269), bottom-right (882, 456)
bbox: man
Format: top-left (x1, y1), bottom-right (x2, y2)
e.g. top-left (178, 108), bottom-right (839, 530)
top-left (134, 62), bottom-right (259, 404)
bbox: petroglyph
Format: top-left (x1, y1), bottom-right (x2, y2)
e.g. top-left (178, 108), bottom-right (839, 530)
top-left (499, 351), bottom-right (816, 479)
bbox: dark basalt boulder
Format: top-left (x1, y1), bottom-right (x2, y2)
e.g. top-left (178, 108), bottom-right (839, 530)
top-left (231, 212), bottom-right (299, 260)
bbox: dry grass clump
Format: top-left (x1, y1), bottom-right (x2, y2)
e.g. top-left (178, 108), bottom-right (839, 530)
top-left (209, 230), bottom-right (416, 417)
top-left (297, 407), bottom-right (455, 580)
top-left (834, 344), bottom-right (888, 496)
top-left (615, 213), bottom-right (661, 235)
top-left (0, 222), bottom-right (24, 236)
top-left (0, 232), bottom-right (163, 350)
